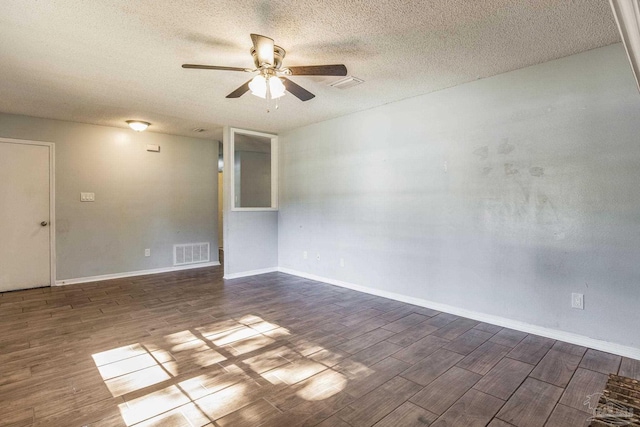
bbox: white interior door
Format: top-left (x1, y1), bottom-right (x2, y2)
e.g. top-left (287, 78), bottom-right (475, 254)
top-left (0, 139), bottom-right (54, 292)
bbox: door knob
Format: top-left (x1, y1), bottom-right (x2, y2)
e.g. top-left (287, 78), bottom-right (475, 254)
top-left (40, 221), bottom-right (48, 226)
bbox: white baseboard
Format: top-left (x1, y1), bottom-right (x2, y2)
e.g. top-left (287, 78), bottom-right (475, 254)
top-left (277, 267), bottom-right (640, 361)
top-left (223, 267), bottom-right (279, 280)
top-left (55, 262), bottom-right (221, 286)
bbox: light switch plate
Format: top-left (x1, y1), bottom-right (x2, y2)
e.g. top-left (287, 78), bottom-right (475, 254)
top-left (80, 192), bottom-right (95, 202)
top-left (571, 293), bottom-right (584, 310)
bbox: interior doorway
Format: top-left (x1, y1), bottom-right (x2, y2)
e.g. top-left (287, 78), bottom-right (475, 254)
top-left (0, 137), bottom-right (55, 292)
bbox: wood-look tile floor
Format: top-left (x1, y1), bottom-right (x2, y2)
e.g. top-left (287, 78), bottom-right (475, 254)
top-left (1, 267), bottom-right (639, 427)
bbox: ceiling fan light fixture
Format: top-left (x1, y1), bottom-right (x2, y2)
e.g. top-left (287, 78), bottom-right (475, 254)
top-left (249, 75), bottom-right (285, 99)
top-left (126, 120), bottom-right (150, 132)
top-left (269, 76), bottom-right (286, 98)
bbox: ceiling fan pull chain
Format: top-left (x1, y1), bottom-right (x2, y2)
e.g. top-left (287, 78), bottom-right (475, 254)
top-left (267, 76), bottom-right (274, 102)
top-left (266, 79), bottom-right (272, 113)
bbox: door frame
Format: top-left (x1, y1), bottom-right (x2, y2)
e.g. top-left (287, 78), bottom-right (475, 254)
top-left (0, 137), bottom-right (56, 287)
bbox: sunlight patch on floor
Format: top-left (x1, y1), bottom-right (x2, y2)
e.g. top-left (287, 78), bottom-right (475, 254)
top-left (262, 359), bottom-right (328, 385)
top-left (225, 335), bottom-right (276, 356)
top-left (119, 385), bottom-right (190, 425)
top-left (295, 369), bottom-right (347, 401)
top-left (105, 365), bottom-right (170, 397)
top-left (133, 403), bottom-right (210, 427)
top-left (207, 326), bottom-right (262, 346)
top-left (98, 353), bottom-right (158, 380)
top-left (91, 314), bottom-right (359, 426)
top-left (92, 344), bottom-right (147, 366)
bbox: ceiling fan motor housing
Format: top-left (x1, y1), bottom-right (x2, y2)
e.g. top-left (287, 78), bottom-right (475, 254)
top-left (251, 45), bottom-right (286, 69)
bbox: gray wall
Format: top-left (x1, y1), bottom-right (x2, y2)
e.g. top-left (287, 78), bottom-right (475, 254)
top-left (239, 151), bottom-right (271, 208)
top-left (223, 127), bottom-right (278, 276)
top-left (279, 43), bottom-right (640, 349)
top-left (0, 113), bottom-right (218, 280)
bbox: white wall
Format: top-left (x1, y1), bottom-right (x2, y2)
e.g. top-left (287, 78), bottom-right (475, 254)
top-left (0, 114), bottom-right (218, 280)
top-left (278, 43), bottom-right (640, 350)
top-left (223, 127), bottom-right (278, 276)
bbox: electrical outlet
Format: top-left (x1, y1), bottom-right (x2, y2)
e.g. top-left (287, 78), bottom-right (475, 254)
top-left (80, 192), bottom-right (95, 202)
top-left (303, 251), bottom-right (308, 260)
top-left (145, 248), bottom-right (150, 257)
top-left (340, 258), bottom-right (345, 267)
top-left (316, 252), bottom-right (320, 261)
top-left (571, 293), bottom-right (584, 310)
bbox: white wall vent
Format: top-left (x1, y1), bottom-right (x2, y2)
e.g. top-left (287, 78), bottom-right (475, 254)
top-left (173, 242), bottom-right (210, 266)
top-left (329, 75), bottom-right (364, 89)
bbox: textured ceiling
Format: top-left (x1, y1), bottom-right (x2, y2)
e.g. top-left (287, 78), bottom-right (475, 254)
top-left (0, 0), bottom-right (620, 140)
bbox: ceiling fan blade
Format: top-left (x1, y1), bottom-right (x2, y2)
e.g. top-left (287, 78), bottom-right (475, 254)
top-left (281, 77), bottom-right (315, 101)
top-left (287, 64), bottom-right (347, 76)
top-left (226, 79), bottom-right (253, 98)
top-left (250, 33), bottom-right (275, 66)
top-left (182, 64), bottom-right (249, 72)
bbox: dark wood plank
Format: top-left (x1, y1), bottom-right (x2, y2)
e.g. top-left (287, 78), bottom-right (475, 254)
top-left (496, 377), bottom-right (563, 427)
top-left (262, 357), bottom-right (327, 386)
top-left (308, 348), bottom-right (348, 368)
top-left (456, 341), bottom-right (511, 375)
top-left (423, 312), bottom-right (458, 327)
top-left (337, 376), bottom-right (422, 427)
top-left (373, 401), bottom-right (438, 427)
top-left (340, 308), bottom-right (386, 327)
top-left (338, 317), bottom-right (389, 340)
top-left (474, 323), bottom-right (504, 334)
top-left (287, 388), bottom-right (356, 426)
top-left (348, 340), bottom-right (403, 367)
top-left (579, 349), bottom-right (622, 374)
top-left (339, 356), bottom-right (411, 398)
top-left (443, 328), bottom-right (494, 356)
top-left (316, 415), bottom-right (352, 427)
top-left (473, 357), bottom-right (534, 400)
top-left (336, 328), bottom-right (396, 354)
top-left (386, 322), bottom-right (440, 347)
top-left (392, 335), bottom-right (450, 365)
top-left (545, 403), bottom-right (590, 427)
top-left (265, 368), bottom-right (351, 412)
top-left (619, 357), bottom-right (640, 380)
top-left (558, 367), bottom-right (608, 413)
top-left (1, 408), bottom-right (34, 427)
top-left (377, 306), bottom-right (417, 323)
top-left (381, 313), bottom-right (429, 333)
top-left (430, 389), bottom-right (504, 427)
top-left (431, 318), bottom-right (478, 340)
top-left (529, 349), bottom-right (582, 387)
top-left (506, 335), bottom-right (555, 365)
top-left (400, 349), bottom-right (464, 386)
top-left (215, 398), bottom-right (281, 427)
top-left (0, 367), bottom-right (31, 387)
top-left (489, 328), bottom-right (527, 348)
top-left (551, 341), bottom-right (587, 357)
top-left (409, 366), bottom-right (482, 415)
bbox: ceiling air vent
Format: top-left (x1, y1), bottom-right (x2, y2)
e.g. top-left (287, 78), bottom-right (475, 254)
top-left (329, 76), bottom-right (364, 89)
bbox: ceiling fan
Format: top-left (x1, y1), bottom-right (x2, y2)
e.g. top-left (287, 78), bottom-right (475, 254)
top-left (182, 34), bottom-right (347, 102)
